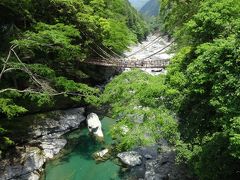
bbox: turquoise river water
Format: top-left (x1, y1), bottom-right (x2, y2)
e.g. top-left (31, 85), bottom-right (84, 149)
top-left (43, 117), bottom-right (121, 180)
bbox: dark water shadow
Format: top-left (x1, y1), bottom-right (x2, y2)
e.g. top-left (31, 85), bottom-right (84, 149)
top-left (51, 133), bottom-right (106, 167)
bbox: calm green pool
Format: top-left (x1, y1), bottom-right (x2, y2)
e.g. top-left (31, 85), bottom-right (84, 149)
top-left (44, 117), bottom-right (121, 180)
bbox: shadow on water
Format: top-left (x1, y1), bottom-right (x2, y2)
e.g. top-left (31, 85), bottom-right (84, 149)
top-left (61, 134), bottom-right (103, 163)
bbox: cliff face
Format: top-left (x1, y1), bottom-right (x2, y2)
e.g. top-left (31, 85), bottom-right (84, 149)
top-left (140, 0), bottom-right (160, 17)
top-left (0, 108), bottom-right (85, 180)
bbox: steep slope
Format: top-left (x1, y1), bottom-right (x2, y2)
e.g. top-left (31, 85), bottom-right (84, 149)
top-left (140, 0), bottom-right (160, 17)
top-left (128, 0), bottom-right (149, 10)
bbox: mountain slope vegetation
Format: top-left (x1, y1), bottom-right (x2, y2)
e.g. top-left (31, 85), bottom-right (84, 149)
top-left (140, 0), bottom-right (160, 17)
top-left (128, 0), bottom-right (149, 10)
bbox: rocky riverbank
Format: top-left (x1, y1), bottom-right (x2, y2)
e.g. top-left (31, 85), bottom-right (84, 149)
top-left (117, 140), bottom-right (194, 180)
top-left (0, 108), bottom-right (85, 180)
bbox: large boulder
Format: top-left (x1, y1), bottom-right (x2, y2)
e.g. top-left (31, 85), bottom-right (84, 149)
top-left (121, 144), bottom-right (194, 180)
top-left (86, 113), bottom-right (104, 141)
top-left (117, 151), bottom-right (142, 167)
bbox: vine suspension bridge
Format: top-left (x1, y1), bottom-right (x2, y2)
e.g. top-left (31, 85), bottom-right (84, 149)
top-left (83, 34), bottom-right (174, 69)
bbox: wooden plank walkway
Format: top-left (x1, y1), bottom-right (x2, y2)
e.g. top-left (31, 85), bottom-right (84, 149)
top-left (83, 58), bottom-right (169, 68)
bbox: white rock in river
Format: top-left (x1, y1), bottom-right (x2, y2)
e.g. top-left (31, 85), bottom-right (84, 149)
top-left (117, 151), bottom-right (142, 166)
top-left (95, 149), bottom-right (109, 158)
top-left (87, 113), bottom-right (104, 140)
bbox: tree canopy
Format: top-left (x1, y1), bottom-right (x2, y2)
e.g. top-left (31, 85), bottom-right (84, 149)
top-left (0, 0), bottom-right (148, 153)
top-left (159, 0), bottom-right (240, 179)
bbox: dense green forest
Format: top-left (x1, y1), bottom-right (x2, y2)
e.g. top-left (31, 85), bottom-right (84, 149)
top-left (161, 0), bottom-right (240, 179)
top-left (0, 0), bottom-right (148, 153)
top-left (101, 0), bottom-right (240, 179)
top-left (1, 0), bottom-right (240, 179)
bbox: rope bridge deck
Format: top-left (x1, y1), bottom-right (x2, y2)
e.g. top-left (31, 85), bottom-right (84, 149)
top-left (83, 58), bottom-right (169, 68)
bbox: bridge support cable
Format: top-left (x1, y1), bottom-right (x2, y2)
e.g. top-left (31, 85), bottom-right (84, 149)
top-left (86, 45), bottom-right (109, 60)
top-left (84, 40), bottom-right (175, 68)
top-left (103, 46), bottom-right (124, 59)
top-left (95, 44), bottom-right (125, 63)
top-left (80, 30), bottom-right (124, 60)
top-left (96, 45), bottom-right (114, 59)
top-left (82, 24), bottom-right (125, 59)
top-left (126, 34), bottom-right (162, 58)
top-left (80, 30), bottom-right (116, 60)
top-left (139, 40), bottom-right (175, 61)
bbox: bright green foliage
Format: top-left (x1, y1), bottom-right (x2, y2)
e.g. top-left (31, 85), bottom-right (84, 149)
top-left (0, 0), bottom-right (148, 154)
top-left (0, 98), bottom-right (27, 118)
top-left (54, 76), bottom-right (100, 104)
top-left (101, 70), bottom-right (179, 151)
top-left (0, 0), bottom-right (148, 114)
top-left (0, 126), bottom-right (14, 152)
top-left (177, 0), bottom-right (240, 46)
top-left (179, 133), bottom-right (240, 180)
top-left (160, 0), bottom-right (202, 34)
top-left (11, 22), bottom-right (85, 77)
top-left (28, 64), bottom-right (55, 78)
top-left (160, 0), bottom-right (240, 178)
top-left (27, 0), bottom-right (147, 53)
top-left (102, 20), bottom-right (137, 53)
top-left (12, 23), bottom-right (83, 62)
top-left (229, 117), bottom-right (240, 158)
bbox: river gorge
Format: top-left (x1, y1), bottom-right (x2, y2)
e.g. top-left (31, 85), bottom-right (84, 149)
top-left (0, 35), bottom-right (190, 180)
